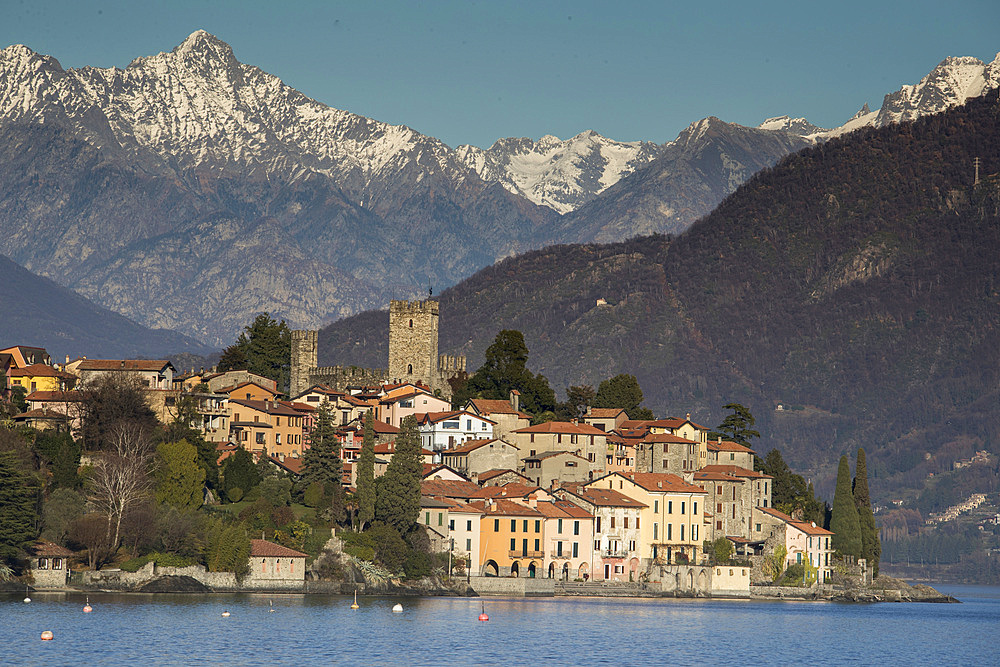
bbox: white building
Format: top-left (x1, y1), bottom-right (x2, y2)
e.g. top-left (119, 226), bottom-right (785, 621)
top-left (417, 410), bottom-right (495, 454)
top-left (444, 499), bottom-right (484, 576)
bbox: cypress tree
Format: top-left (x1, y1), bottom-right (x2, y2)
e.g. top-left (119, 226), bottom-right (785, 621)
top-left (375, 415), bottom-right (422, 533)
top-left (0, 449), bottom-right (40, 562)
top-left (355, 411), bottom-right (376, 531)
top-left (830, 455), bottom-right (862, 558)
top-left (853, 448), bottom-right (881, 577)
top-left (301, 401), bottom-right (342, 490)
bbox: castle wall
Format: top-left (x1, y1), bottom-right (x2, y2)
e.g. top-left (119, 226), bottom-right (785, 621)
top-left (290, 330), bottom-right (318, 397)
top-left (389, 300), bottom-right (439, 388)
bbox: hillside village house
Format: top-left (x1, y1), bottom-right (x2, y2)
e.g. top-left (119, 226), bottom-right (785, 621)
top-left (440, 438), bottom-right (520, 478)
top-left (752, 506), bottom-right (835, 583)
top-left (293, 385), bottom-right (374, 425)
top-left (707, 439), bottom-right (757, 468)
top-left (464, 391), bottom-right (532, 441)
top-left (603, 431), bottom-right (637, 474)
top-left (555, 485), bottom-right (647, 582)
top-left (582, 407), bottom-right (629, 432)
top-left (634, 416), bottom-right (711, 472)
top-left (74, 359), bottom-right (177, 389)
top-left (378, 383), bottom-right (451, 427)
top-left (475, 498), bottom-right (546, 578)
top-left (0, 345), bottom-right (50, 369)
top-left (511, 421), bottom-right (608, 475)
top-left (7, 363), bottom-right (76, 394)
top-left (30, 541), bottom-right (73, 588)
top-left (694, 465), bottom-right (772, 541)
top-left (418, 410), bottom-right (495, 453)
top-left (24, 390), bottom-right (83, 431)
top-left (420, 496), bottom-right (452, 551)
top-left (588, 472), bottom-right (708, 566)
top-left (522, 450), bottom-right (593, 489)
top-left (536, 499), bottom-right (595, 581)
top-left (219, 380), bottom-right (279, 403)
top-left (202, 370), bottom-right (277, 394)
top-left (443, 499), bottom-right (484, 573)
top-left (248, 539), bottom-right (308, 588)
top-left (229, 398), bottom-right (306, 459)
top-left (475, 469), bottom-right (533, 487)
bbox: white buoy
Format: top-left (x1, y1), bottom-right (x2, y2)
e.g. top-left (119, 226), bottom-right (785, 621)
top-left (40, 630), bottom-right (53, 641)
top-left (221, 611), bottom-right (231, 617)
top-left (23, 596), bottom-right (31, 603)
top-left (391, 603), bottom-right (403, 613)
top-left (268, 599), bottom-right (275, 613)
top-left (24, 586), bottom-right (30, 603)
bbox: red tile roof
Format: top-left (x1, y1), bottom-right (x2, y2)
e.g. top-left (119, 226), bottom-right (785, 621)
top-left (417, 410), bottom-right (496, 426)
top-left (77, 359), bottom-right (174, 372)
top-left (470, 483), bottom-right (542, 500)
top-left (230, 398), bottom-right (304, 416)
top-left (561, 486), bottom-right (647, 508)
top-left (586, 408), bottom-right (627, 419)
top-left (513, 421), bottom-right (607, 436)
top-left (699, 465), bottom-right (771, 480)
top-left (32, 540), bottom-right (74, 557)
top-left (467, 398), bottom-right (532, 418)
top-left (643, 433), bottom-right (699, 445)
top-left (613, 472), bottom-right (708, 494)
top-left (249, 539), bottom-right (308, 558)
top-left (9, 364), bottom-right (76, 379)
top-left (25, 390), bottom-right (83, 402)
top-left (473, 498), bottom-right (544, 517)
top-left (476, 469), bottom-right (531, 483)
top-left (420, 479), bottom-right (483, 499)
top-left (707, 440), bottom-right (757, 454)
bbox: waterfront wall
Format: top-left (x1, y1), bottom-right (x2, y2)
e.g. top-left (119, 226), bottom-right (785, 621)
top-left (468, 576), bottom-right (555, 597)
top-left (77, 562), bottom-right (305, 592)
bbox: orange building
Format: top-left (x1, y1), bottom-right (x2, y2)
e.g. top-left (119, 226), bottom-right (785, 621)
top-left (229, 399), bottom-right (306, 459)
top-left (475, 498), bottom-right (546, 578)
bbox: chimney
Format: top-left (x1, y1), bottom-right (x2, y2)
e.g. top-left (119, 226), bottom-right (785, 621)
top-left (686, 413), bottom-right (691, 420)
top-left (510, 390), bottom-right (520, 412)
top-left (586, 405), bottom-right (592, 417)
top-left (527, 493), bottom-right (537, 508)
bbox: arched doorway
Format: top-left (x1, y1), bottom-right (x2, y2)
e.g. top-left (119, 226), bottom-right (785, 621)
top-left (510, 561), bottom-right (520, 578)
top-left (527, 562), bottom-right (537, 578)
top-left (629, 558), bottom-right (639, 581)
top-left (483, 560), bottom-right (499, 577)
top-left (686, 570), bottom-right (694, 589)
top-left (578, 563), bottom-right (589, 581)
top-left (561, 563), bottom-right (570, 581)
top-left (548, 562), bottom-right (555, 579)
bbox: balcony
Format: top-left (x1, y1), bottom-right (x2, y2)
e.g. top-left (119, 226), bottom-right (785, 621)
top-left (508, 550), bottom-right (545, 559)
top-left (549, 552), bottom-right (570, 560)
top-left (602, 550), bottom-right (627, 559)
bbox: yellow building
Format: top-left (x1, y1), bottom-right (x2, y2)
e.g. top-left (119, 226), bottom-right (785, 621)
top-left (586, 471), bottom-right (708, 567)
top-left (475, 498), bottom-right (545, 578)
top-left (7, 364), bottom-right (76, 393)
top-left (229, 398), bottom-right (307, 459)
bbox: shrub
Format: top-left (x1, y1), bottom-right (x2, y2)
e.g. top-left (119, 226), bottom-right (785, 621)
top-left (344, 544), bottom-right (375, 561)
top-left (368, 524), bottom-right (408, 573)
top-left (674, 552), bottom-right (689, 565)
top-left (404, 550), bottom-right (431, 579)
top-left (303, 482), bottom-right (325, 508)
top-left (227, 487), bottom-right (243, 503)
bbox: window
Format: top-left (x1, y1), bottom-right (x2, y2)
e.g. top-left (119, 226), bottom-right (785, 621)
top-left (653, 500), bottom-right (659, 513)
top-left (661, 460), bottom-right (668, 469)
top-left (635, 517), bottom-right (640, 529)
top-left (557, 542), bottom-right (563, 556)
top-left (667, 524), bottom-right (672, 540)
top-left (256, 432), bottom-right (265, 445)
top-left (409, 319), bottom-right (413, 328)
top-left (717, 503), bottom-right (723, 513)
top-left (680, 524), bottom-right (684, 541)
top-left (522, 539), bottom-right (528, 556)
top-left (467, 520), bottom-right (472, 531)
top-left (534, 539), bottom-right (540, 551)
top-left (681, 502), bottom-right (685, 515)
top-left (596, 516), bottom-right (601, 532)
top-left (668, 501), bottom-right (673, 514)
top-left (717, 520), bottom-right (722, 530)
top-left (443, 421), bottom-right (460, 429)
top-left (511, 519), bottom-right (516, 532)
top-left (535, 520), bottom-right (540, 532)
top-left (557, 519), bottom-right (563, 534)
top-left (466, 539), bottom-right (472, 551)
top-left (52, 558), bottom-right (62, 570)
top-left (610, 516), bottom-right (616, 529)
top-left (653, 523), bottom-right (658, 540)
top-left (595, 540), bottom-right (601, 550)
top-left (572, 542), bottom-right (579, 558)
top-left (407, 364), bottom-right (413, 374)
top-left (276, 417), bottom-right (281, 427)
top-left (438, 513), bottom-right (443, 526)
top-left (523, 520), bottom-right (528, 532)
top-left (755, 523), bottom-right (761, 532)
top-left (629, 540), bottom-right (636, 551)
top-left (494, 519), bottom-right (500, 532)
top-left (693, 526), bottom-right (698, 541)
top-left (425, 512), bottom-right (431, 525)
top-left (510, 538), bottom-right (516, 551)
top-left (276, 433), bottom-right (281, 445)
top-left (449, 519), bottom-right (455, 530)
top-left (624, 517), bottom-right (629, 529)
top-left (466, 419), bottom-right (472, 430)
top-left (573, 520), bottom-right (580, 535)
top-left (693, 502), bottom-right (697, 515)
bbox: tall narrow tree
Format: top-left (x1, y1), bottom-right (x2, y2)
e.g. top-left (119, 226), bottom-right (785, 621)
top-left (830, 455), bottom-right (862, 558)
top-left (0, 448), bottom-right (40, 563)
top-left (355, 411), bottom-right (376, 531)
top-left (853, 448), bottom-right (881, 577)
top-left (301, 401), bottom-right (342, 489)
top-left (375, 415), bottom-right (422, 533)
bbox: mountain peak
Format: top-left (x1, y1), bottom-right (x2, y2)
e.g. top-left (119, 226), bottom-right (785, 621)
top-left (175, 29), bottom-right (231, 54)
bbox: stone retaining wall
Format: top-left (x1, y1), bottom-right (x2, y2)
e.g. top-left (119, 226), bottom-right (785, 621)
top-left (468, 576), bottom-right (554, 597)
top-left (77, 561), bottom-right (305, 592)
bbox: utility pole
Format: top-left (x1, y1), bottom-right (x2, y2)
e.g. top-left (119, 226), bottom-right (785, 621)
top-left (974, 157), bottom-right (981, 186)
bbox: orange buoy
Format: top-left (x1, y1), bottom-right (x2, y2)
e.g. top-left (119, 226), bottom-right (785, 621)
top-left (478, 602), bottom-right (489, 622)
top-left (350, 591), bottom-right (359, 610)
top-left (40, 631), bottom-right (54, 641)
top-left (83, 596), bottom-right (92, 613)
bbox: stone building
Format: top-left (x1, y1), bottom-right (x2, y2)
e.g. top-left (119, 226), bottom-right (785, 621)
top-left (289, 299), bottom-right (466, 399)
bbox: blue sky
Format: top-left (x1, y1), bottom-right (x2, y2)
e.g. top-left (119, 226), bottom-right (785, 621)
top-left (3, 1), bottom-right (998, 148)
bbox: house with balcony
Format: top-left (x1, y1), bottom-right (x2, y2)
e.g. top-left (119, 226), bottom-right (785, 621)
top-left (752, 506), bottom-right (835, 584)
top-left (474, 498), bottom-right (546, 578)
top-left (229, 399), bottom-right (307, 459)
top-left (555, 485), bottom-right (647, 582)
top-left (417, 410), bottom-right (495, 453)
top-left (535, 499), bottom-right (594, 581)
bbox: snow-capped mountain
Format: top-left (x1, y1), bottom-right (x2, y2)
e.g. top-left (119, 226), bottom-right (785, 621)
top-left (756, 115), bottom-right (828, 136)
top-left (457, 131), bottom-right (662, 214)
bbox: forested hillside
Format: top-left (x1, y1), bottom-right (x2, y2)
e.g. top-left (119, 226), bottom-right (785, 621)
top-left (320, 92), bottom-right (1000, 503)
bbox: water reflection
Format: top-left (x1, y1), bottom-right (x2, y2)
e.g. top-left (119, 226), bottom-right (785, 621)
top-left (2, 588), bottom-right (997, 666)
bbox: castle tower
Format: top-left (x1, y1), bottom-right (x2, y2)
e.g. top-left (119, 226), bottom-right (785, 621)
top-left (289, 330), bottom-right (318, 398)
top-left (388, 299), bottom-right (439, 389)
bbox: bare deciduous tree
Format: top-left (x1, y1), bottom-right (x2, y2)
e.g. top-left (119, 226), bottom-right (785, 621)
top-left (86, 423), bottom-right (153, 559)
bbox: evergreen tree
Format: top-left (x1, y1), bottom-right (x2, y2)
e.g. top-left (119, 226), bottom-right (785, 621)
top-left (217, 313), bottom-right (292, 393)
top-left (154, 440), bottom-right (206, 510)
top-left (255, 445), bottom-right (273, 478)
top-left (299, 401), bottom-right (344, 521)
top-left (375, 415), bottom-right (422, 533)
top-left (0, 448), bottom-right (40, 563)
top-left (355, 411), bottom-right (377, 531)
top-left (853, 448), bottom-right (881, 577)
top-left (830, 455), bottom-right (862, 558)
top-left (708, 402), bottom-right (761, 447)
top-left (453, 330), bottom-right (556, 417)
top-left (221, 449), bottom-right (260, 502)
top-left (594, 374), bottom-right (650, 418)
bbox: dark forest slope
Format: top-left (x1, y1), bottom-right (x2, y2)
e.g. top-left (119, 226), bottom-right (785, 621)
top-left (320, 92), bottom-right (1000, 502)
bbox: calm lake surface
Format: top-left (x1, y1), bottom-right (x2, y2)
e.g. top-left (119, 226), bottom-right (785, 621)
top-left (2, 584), bottom-right (997, 666)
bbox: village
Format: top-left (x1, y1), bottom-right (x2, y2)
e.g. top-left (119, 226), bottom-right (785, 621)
top-left (0, 299), bottom-right (858, 598)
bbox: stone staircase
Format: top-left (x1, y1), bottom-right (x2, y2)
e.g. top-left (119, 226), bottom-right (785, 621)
top-left (554, 581), bottom-right (648, 597)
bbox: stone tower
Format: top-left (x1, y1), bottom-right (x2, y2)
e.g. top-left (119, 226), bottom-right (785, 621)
top-left (388, 299), bottom-right (439, 387)
top-left (289, 329), bottom-right (318, 398)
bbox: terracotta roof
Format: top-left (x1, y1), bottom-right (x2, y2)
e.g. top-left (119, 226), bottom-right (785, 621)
top-left (757, 506), bottom-right (796, 522)
top-left (472, 498), bottom-right (544, 517)
top-left (693, 471), bottom-right (743, 483)
top-left (438, 498), bottom-right (485, 515)
top-left (467, 398), bottom-right (532, 418)
top-left (77, 359), bottom-right (174, 373)
top-left (269, 456), bottom-right (303, 475)
top-left (420, 495), bottom-right (453, 509)
top-left (613, 472), bottom-right (708, 494)
top-left (442, 438), bottom-right (518, 455)
top-left (32, 540), bottom-right (73, 557)
top-left (219, 380), bottom-right (279, 396)
top-left (230, 398), bottom-right (303, 416)
top-left (562, 486), bottom-right (647, 508)
top-left (476, 469), bottom-right (529, 483)
top-left (708, 440), bottom-right (757, 454)
top-left (249, 539), bottom-right (307, 558)
top-left (471, 483), bottom-right (542, 500)
top-left (534, 500), bottom-right (593, 519)
top-left (757, 507), bottom-right (834, 536)
top-left (586, 408), bottom-right (627, 419)
top-left (9, 364), bottom-right (75, 379)
top-left (643, 433), bottom-right (699, 445)
top-left (417, 410), bottom-right (496, 426)
top-left (282, 400), bottom-right (316, 413)
top-left (26, 390), bottom-right (83, 402)
top-left (373, 442), bottom-right (434, 457)
top-left (699, 465), bottom-right (771, 480)
top-left (513, 421), bottom-right (607, 436)
top-left (421, 479), bottom-right (483, 499)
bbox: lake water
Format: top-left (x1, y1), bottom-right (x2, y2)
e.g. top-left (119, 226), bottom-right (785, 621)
top-left (2, 585), bottom-right (997, 666)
